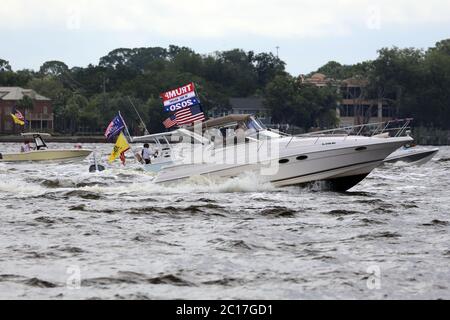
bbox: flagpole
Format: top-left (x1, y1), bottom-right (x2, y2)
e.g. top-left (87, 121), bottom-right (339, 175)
top-left (193, 82), bottom-right (206, 119)
top-left (118, 111), bottom-right (140, 164)
top-left (127, 96), bottom-right (150, 135)
top-left (194, 82), bottom-right (202, 105)
top-left (118, 111), bottom-right (133, 142)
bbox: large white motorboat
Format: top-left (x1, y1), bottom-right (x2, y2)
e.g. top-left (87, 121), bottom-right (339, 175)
top-left (0, 133), bottom-right (92, 163)
top-left (132, 115), bottom-right (413, 191)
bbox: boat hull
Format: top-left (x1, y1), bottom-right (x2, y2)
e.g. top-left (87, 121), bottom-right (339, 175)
top-left (384, 148), bottom-right (439, 166)
top-left (0, 149), bottom-right (93, 162)
top-left (154, 136), bottom-right (412, 191)
top-left (143, 160), bottom-right (174, 173)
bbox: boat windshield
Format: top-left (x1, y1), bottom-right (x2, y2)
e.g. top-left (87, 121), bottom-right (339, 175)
top-left (133, 116), bottom-right (282, 150)
top-left (201, 116), bottom-right (282, 146)
top-left (245, 117), bottom-right (283, 140)
top-left (247, 117), bottom-right (266, 131)
top-left (34, 135), bottom-right (48, 150)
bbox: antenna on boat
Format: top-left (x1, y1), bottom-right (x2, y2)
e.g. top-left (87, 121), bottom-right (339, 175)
top-left (128, 96), bottom-right (150, 136)
top-left (89, 152), bottom-right (105, 173)
top-left (118, 111), bottom-right (142, 164)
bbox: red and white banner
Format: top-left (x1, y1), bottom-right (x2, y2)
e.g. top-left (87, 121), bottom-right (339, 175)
top-left (161, 83), bottom-right (196, 107)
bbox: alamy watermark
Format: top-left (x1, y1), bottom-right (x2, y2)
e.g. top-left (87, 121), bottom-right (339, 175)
top-left (169, 122), bottom-right (281, 176)
top-left (366, 265), bottom-right (382, 290)
top-left (366, 5), bottom-right (381, 30)
top-left (66, 6), bottom-right (82, 30)
top-left (66, 265), bottom-right (82, 290)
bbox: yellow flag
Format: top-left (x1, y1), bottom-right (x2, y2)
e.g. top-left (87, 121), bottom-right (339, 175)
top-left (108, 132), bottom-right (130, 163)
top-left (11, 114), bottom-right (25, 126)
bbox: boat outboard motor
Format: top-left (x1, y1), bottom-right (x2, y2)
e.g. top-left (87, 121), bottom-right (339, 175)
top-left (89, 164), bottom-right (106, 173)
top-left (89, 153), bottom-right (106, 173)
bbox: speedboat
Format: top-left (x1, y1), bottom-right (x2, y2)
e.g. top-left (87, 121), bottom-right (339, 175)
top-left (0, 133), bottom-right (92, 163)
top-left (384, 145), bottom-right (439, 165)
top-left (297, 118), bottom-right (438, 166)
top-left (132, 115), bottom-right (413, 191)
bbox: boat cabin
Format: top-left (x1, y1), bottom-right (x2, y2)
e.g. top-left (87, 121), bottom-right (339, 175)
top-left (21, 133), bottom-right (50, 150)
top-left (184, 114), bottom-right (283, 146)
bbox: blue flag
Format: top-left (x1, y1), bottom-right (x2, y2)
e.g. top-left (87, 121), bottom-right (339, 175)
top-left (164, 97), bottom-right (201, 113)
top-left (105, 115), bottom-right (125, 141)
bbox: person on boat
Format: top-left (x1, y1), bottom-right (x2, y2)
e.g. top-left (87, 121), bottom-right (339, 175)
top-left (21, 141), bottom-right (31, 153)
top-left (234, 122), bottom-right (247, 143)
top-left (142, 144), bottom-right (153, 165)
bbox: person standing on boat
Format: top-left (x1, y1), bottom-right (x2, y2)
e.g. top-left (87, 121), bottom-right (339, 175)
top-left (235, 122), bottom-right (247, 144)
top-left (20, 141), bottom-right (31, 153)
top-left (142, 144), bottom-right (152, 165)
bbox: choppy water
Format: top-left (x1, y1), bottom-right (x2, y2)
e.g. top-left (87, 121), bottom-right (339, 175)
top-left (0, 143), bottom-right (449, 300)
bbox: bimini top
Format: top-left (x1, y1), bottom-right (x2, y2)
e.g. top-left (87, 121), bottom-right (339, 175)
top-left (186, 114), bottom-right (252, 130)
top-left (133, 114), bottom-right (259, 144)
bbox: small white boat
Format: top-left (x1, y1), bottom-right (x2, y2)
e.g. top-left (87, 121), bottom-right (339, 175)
top-left (384, 146), bottom-right (439, 166)
top-left (0, 133), bottom-right (92, 163)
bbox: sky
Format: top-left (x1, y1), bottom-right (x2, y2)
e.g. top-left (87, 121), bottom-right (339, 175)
top-left (1, 0), bottom-right (449, 75)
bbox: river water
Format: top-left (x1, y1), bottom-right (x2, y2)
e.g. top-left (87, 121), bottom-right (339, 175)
top-left (0, 143), bottom-right (449, 300)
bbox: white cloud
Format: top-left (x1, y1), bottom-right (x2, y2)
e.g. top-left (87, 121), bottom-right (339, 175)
top-left (0, 0), bottom-right (449, 38)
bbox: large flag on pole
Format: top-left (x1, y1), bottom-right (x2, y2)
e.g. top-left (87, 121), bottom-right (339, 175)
top-left (175, 105), bottom-right (205, 125)
top-left (160, 82), bottom-right (206, 128)
top-left (163, 115), bottom-right (178, 129)
top-left (11, 109), bottom-right (26, 126)
top-left (108, 132), bottom-right (130, 165)
top-left (161, 82), bottom-right (200, 112)
top-left (105, 114), bottom-right (126, 141)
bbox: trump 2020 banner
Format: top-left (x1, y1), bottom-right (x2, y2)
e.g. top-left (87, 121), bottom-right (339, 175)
top-left (161, 83), bottom-right (200, 112)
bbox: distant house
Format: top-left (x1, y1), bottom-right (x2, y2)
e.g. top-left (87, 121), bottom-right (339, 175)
top-left (0, 87), bottom-right (53, 134)
top-left (339, 77), bottom-right (393, 126)
top-left (301, 73), bottom-right (336, 88)
top-left (301, 73), bottom-right (394, 126)
top-left (228, 97), bottom-right (272, 125)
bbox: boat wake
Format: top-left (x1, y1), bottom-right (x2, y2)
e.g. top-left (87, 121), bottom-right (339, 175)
top-left (0, 168), bottom-right (276, 199)
top-left (79, 171), bottom-right (276, 195)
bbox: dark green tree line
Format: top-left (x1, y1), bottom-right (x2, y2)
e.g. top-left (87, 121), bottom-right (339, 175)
top-left (1, 39), bottom-right (450, 133)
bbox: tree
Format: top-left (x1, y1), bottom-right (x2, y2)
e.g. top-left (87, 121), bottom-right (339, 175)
top-left (212, 49), bottom-right (258, 96)
top-left (431, 39), bottom-right (450, 55)
top-left (0, 69), bottom-right (34, 87)
top-left (0, 59), bottom-right (12, 72)
top-left (369, 47), bottom-right (425, 112)
top-left (62, 94), bottom-right (89, 134)
top-left (17, 95), bottom-right (34, 124)
top-left (39, 61), bottom-right (69, 77)
top-left (315, 60), bottom-right (373, 80)
top-left (169, 46), bottom-right (203, 75)
top-left (264, 74), bottom-right (297, 124)
top-left (17, 95), bottom-right (34, 110)
top-left (99, 48), bottom-right (136, 69)
top-left (414, 40), bottom-right (450, 129)
top-left (264, 74), bottom-right (338, 129)
top-left (253, 52), bottom-right (286, 88)
top-left (129, 47), bottom-right (168, 72)
top-left (27, 77), bottom-right (73, 131)
top-left (315, 61), bottom-right (347, 79)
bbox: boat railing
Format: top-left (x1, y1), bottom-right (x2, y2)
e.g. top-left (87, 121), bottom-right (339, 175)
top-left (298, 118), bottom-right (413, 138)
top-left (285, 118), bottom-right (413, 148)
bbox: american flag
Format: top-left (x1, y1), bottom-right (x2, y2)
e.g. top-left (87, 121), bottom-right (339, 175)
top-left (163, 115), bottom-right (178, 129)
top-left (13, 109), bottom-right (25, 121)
top-left (175, 105), bottom-right (205, 126)
top-left (105, 115), bottom-right (125, 141)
